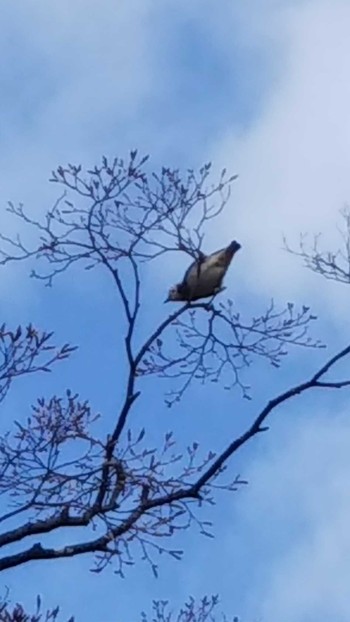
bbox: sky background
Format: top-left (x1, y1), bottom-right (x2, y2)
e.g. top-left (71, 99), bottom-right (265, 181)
top-left (2, 1), bottom-right (350, 621)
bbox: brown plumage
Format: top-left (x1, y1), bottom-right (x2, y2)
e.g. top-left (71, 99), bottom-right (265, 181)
top-left (166, 240), bottom-right (241, 302)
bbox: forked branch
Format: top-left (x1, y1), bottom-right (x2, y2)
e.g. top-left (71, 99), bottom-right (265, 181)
top-left (0, 342), bottom-right (349, 573)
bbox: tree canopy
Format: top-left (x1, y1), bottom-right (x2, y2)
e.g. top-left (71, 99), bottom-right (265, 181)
top-left (0, 154), bottom-right (349, 619)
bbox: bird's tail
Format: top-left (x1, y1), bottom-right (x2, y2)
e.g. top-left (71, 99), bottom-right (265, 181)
top-left (227, 240), bottom-right (241, 254)
top-left (216, 239), bottom-right (241, 268)
top-left (224, 240), bottom-right (241, 262)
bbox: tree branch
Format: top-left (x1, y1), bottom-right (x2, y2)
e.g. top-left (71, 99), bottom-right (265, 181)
top-left (1, 343), bottom-right (349, 571)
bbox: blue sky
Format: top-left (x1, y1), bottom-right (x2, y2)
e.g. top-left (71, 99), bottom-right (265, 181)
top-left (2, 1), bottom-right (350, 621)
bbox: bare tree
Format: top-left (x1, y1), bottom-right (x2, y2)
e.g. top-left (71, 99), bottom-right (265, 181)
top-left (284, 206), bottom-right (350, 284)
top-left (0, 152), bottom-right (349, 585)
top-left (0, 593), bottom-right (242, 622)
top-left (0, 325), bottom-right (74, 405)
top-left (141, 595), bottom-right (239, 622)
top-left (0, 591), bottom-right (74, 622)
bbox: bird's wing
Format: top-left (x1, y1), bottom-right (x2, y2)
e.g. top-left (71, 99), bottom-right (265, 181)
top-left (179, 241), bottom-right (240, 286)
top-left (206, 240), bottom-right (241, 268)
top-left (180, 252), bottom-right (207, 285)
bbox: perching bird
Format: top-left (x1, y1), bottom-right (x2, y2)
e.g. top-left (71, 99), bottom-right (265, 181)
top-left (166, 240), bottom-right (241, 302)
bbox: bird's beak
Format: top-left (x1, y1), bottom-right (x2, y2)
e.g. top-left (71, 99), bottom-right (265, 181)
top-left (164, 297), bottom-right (170, 303)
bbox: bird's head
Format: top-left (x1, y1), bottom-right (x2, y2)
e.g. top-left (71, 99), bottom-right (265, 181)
top-left (164, 284), bottom-right (183, 302)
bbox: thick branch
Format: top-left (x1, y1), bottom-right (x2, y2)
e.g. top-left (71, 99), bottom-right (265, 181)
top-left (1, 343), bottom-right (349, 571)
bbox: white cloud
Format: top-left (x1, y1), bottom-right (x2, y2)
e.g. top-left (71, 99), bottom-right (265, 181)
top-left (199, 2), bottom-right (350, 619)
top-left (210, 0), bottom-right (350, 319)
top-left (237, 411), bottom-right (350, 622)
top-left (0, 0), bottom-right (159, 208)
top-left (0, 0), bottom-right (162, 303)
top-left (2, 0), bottom-right (350, 312)
top-left (2, 4), bottom-right (350, 618)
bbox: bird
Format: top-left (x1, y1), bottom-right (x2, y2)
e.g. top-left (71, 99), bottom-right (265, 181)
top-left (166, 240), bottom-right (241, 302)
